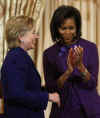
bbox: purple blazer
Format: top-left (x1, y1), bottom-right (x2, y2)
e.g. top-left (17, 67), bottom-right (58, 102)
top-left (43, 38), bottom-right (100, 118)
top-left (1, 47), bottom-right (48, 118)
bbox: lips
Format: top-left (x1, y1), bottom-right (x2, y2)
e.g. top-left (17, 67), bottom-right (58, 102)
top-left (66, 38), bottom-right (70, 40)
top-left (63, 34), bottom-right (72, 38)
top-left (64, 37), bottom-right (72, 40)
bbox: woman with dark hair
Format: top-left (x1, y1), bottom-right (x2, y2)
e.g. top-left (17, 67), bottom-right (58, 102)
top-left (43, 5), bottom-right (100, 118)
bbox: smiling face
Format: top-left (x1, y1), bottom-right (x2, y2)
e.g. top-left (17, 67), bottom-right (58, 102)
top-left (58, 18), bottom-right (77, 45)
top-left (19, 28), bottom-right (39, 51)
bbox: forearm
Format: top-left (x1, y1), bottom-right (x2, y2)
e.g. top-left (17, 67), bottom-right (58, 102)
top-left (57, 69), bottom-right (72, 88)
top-left (7, 90), bottom-right (48, 110)
top-left (78, 64), bottom-right (91, 82)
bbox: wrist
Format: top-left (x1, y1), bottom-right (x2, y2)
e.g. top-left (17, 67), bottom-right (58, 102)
top-left (67, 68), bottom-right (73, 74)
top-left (79, 67), bottom-right (90, 81)
top-left (80, 70), bottom-right (87, 78)
top-left (81, 69), bottom-right (90, 81)
top-left (48, 93), bottom-right (53, 102)
top-left (77, 63), bottom-right (85, 72)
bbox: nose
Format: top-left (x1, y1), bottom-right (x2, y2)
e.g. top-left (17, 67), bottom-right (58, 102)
top-left (34, 34), bottom-right (40, 39)
top-left (65, 29), bottom-right (71, 34)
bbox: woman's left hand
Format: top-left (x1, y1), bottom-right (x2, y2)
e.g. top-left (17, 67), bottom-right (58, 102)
top-left (72, 46), bottom-right (90, 81)
top-left (73, 45), bottom-right (84, 68)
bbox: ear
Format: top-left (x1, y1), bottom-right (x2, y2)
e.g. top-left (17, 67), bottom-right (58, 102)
top-left (72, 33), bottom-right (76, 37)
top-left (58, 27), bottom-right (62, 34)
top-left (18, 35), bottom-right (24, 42)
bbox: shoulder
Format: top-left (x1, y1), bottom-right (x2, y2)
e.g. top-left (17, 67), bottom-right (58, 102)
top-left (80, 38), bottom-right (97, 48)
top-left (3, 48), bottom-right (29, 68)
top-left (43, 42), bottom-right (60, 58)
top-left (80, 38), bottom-right (98, 53)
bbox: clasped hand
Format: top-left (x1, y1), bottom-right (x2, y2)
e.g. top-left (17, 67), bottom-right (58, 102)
top-left (67, 45), bottom-right (84, 72)
top-left (57, 46), bottom-right (84, 88)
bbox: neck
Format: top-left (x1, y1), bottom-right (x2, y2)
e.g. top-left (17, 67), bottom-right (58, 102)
top-left (63, 39), bottom-right (78, 46)
top-left (19, 44), bottom-right (27, 51)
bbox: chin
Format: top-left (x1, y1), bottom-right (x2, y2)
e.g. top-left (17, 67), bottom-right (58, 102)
top-left (64, 40), bottom-right (71, 43)
top-left (32, 44), bottom-right (36, 49)
top-left (33, 45), bottom-right (36, 48)
top-left (27, 47), bottom-right (34, 50)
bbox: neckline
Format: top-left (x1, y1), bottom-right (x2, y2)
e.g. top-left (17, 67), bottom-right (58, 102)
top-left (58, 38), bottom-right (81, 49)
top-left (8, 47), bottom-right (27, 54)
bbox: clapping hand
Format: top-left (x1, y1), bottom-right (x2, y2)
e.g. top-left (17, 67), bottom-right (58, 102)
top-left (73, 45), bottom-right (84, 68)
top-left (67, 48), bottom-right (74, 73)
top-left (67, 46), bottom-right (84, 70)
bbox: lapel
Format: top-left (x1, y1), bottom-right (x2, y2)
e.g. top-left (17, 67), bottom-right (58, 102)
top-left (54, 44), bottom-right (69, 74)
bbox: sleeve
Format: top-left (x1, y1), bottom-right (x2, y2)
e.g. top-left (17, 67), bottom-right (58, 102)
top-left (43, 52), bottom-right (59, 93)
top-left (0, 70), bottom-right (3, 98)
top-left (81, 44), bottom-right (99, 89)
top-left (4, 54), bottom-right (48, 110)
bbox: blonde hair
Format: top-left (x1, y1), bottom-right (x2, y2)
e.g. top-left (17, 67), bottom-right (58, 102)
top-left (5, 15), bottom-right (35, 49)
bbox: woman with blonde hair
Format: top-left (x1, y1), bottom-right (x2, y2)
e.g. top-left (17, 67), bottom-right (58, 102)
top-left (1, 15), bottom-right (60, 118)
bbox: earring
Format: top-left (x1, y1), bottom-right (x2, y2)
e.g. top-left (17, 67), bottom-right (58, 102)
top-left (21, 40), bottom-right (24, 43)
top-left (72, 33), bottom-right (76, 37)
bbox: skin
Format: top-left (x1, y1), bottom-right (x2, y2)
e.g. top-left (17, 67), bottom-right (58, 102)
top-left (19, 28), bottom-right (39, 51)
top-left (58, 18), bottom-right (83, 71)
top-left (58, 18), bottom-right (77, 45)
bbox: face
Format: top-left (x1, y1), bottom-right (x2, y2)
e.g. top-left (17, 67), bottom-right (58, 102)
top-left (19, 28), bottom-right (39, 51)
top-left (58, 18), bottom-right (77, 45)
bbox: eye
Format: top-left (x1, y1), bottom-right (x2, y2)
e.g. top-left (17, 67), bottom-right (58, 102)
top-left (60, 26), bottom-right (75, 30)
top-left (69, 26), bottom-right (75, 30)
top-left (32, 32), bottom-right (36, 34)
top-left (61, 27), bottom-right (67, 30)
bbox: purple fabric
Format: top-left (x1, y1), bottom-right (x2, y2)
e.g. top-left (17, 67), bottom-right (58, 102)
top-left (43, 38), bottom-right (100, 118)
top-left (61, 107), bottom-right (87, 118)
top-left (0, 114), bottom-right (5, 118)
top-left (58, 43), bottom-right (82, 111)
top-left (1, 47), bottom-right (48, 118)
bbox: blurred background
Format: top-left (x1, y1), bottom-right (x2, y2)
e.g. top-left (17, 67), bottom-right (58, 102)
top-left (0, 0), bottom-right (100, 118)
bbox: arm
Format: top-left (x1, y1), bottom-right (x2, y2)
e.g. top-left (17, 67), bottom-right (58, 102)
top-left (43, 51), bottom-right (73, 90)
top-left (81, 44), bottom-right (99, 89)
top-left (77, 64), bottom-right (90, 82)
top-left (75, 44), bottom-right (99, 89)
top-left (57, 70), bottom-right (72, 88)
top-left (43, 52), bottom-right (59, 92)
top-left (4, 55), bottom-right (48, 110)
top-left (57, 48), bottom-right (74, 88)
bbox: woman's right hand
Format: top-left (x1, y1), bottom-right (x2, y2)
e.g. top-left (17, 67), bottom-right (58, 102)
top-left (49, 93), bottom-right (60, 107)
top-left (67, 48), bottom-right (74, 73)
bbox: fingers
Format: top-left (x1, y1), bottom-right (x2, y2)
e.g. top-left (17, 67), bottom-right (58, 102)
top-left (68, 48), bottom-right (73, 57)
top-left (67, 48), bottom-right (76, 67)
top-left (67, 54), bottom-right (70, 65)
top-left (67, 45), bottom-right (84, 67)
top-left (48, 93), bottom-right (61, 107)
top-left (68, 48), bottom-right (74, 63)
top-left (54, 93), bottom-right (61, 107)
top-left (57, 100), bottom-right (61, 107)
top-left (73, 46), bottom-right (83, 63)
top-left (67, 48), bottom-right (74, 69)
top-left (74, 45), bottom-right (83, 56)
